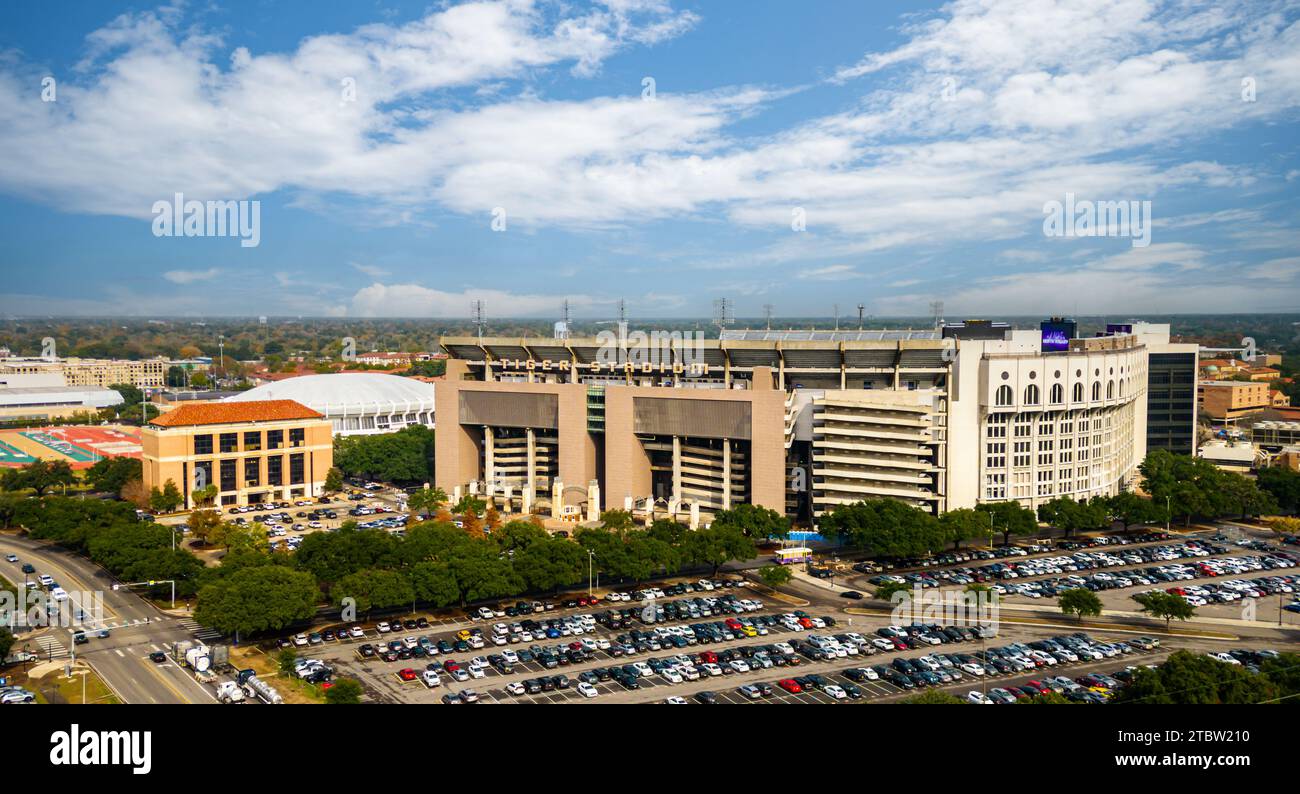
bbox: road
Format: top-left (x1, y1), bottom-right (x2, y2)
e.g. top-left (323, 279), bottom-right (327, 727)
top-left (0, 533), bottom-right (214, 704)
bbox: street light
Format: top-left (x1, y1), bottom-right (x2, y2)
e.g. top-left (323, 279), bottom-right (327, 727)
top-left (587, 550), bottom-right (596, 597)
top-left (1165, 495), bottom-right (1171, 533)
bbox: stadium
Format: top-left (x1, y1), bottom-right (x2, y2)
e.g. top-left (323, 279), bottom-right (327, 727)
top-left (225, 372), bottom-right (435, 437)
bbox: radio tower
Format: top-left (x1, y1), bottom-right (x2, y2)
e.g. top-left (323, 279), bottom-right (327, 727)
top-left (763, 304), bottom-right (774, 331)
top-left (712, 298), bottom-right (734, 335)
top-left (471, 300), bottom-right (485, 342)
top-left (929, 300), bottom-right (945, 330)
top-left (857, 303), bottom-right (866, 330)
top-left (617, 298), bottom-right (627, 334)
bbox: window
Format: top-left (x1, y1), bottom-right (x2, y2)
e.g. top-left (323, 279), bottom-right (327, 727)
top-left (289, 453), bottom-right (305, 485)
top-left (243, 431), bottom-right (262, 451)
top-left (267, 430), bottom-right (284, 450)
top-left (1024, 384), bottom-right (1040, 405)
top-left (193, 460), bottom-right (213, 492)
top-left (267, 456), bottom-right (283, 486)
top-left (1072, 383), bottom-right (1083, 402)
top-left (1092, 382), bottom-right (1101, 401)
top-left (1050, 383), bottom-right (1063, 404)
top-left (995, 385), bottom-right (1013, 406)
top-left (1107, 380), bottom-right (1115, 399)
top-left (194, 434), bottom-right (213, 455)
top-left (220, 459), bottom-right (237, 492)
top-left (219, 433), bottom-right (238, 453)
top-left (290, 427), bottom-right (305, 448)
top-left (243, 458), bottom-right (260, 487)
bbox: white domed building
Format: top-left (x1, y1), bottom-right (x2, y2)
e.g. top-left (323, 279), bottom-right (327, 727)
top-left (225, 373), bottom-right (435, 436)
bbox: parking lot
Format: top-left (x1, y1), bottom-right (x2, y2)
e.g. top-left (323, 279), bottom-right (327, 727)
top-left (275, 575), bottom-right (1241, 705)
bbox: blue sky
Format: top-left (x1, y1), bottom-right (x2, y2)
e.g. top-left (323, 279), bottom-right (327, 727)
top-left (1, 0), bottom-right (1298, 319)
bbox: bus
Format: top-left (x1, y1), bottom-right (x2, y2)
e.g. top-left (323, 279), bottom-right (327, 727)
top-left (772, 547), bottom-right (813, 565)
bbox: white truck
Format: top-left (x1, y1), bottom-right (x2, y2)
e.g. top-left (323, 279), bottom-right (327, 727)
top-left (215, 680), bottom-right (246, 703)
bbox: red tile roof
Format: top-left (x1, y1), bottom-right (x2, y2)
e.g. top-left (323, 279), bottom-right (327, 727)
top-left (149, 399), bottom-right (323, 428)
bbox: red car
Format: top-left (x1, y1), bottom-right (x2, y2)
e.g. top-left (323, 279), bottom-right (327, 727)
top-left (397, 668), bottom-right (417, 682)
top-left (725, 618), bottom-right (743, 630)
top-left (1024, 680), bottom-right (1050, 695)
top-left (777, 678), bottom-right (802, 694)
top-left (797, 617), bottom-right (814, 629)
top-left (699, 651), bottom-right (718, 664)
top-left (443, 660), bottom-right (460, 672)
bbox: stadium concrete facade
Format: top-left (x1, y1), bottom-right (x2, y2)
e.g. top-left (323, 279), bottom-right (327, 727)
top-left (433, 322), bottom-right (1195, 527)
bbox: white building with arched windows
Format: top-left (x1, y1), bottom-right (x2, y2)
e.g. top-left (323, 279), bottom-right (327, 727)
top-left (947, 329), bottom-right (1148, 510)
top-left (225, 372), bottom-right (435, 437)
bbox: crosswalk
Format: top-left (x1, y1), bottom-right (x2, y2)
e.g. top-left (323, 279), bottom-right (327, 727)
top-left (35, 634), bottom-right (67, 659)
top-left (176, 618), bottom-right (222, 641)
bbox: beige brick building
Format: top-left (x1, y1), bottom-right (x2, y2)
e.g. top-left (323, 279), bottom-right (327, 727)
top-left (142, 399), bottom-right (332, 509)
top-left (1199, 380), bottom-right (1271, 422)
top-left (0, 357), bottom-right (166, 389)
top-left (435, 323), bottom-right (1165, 527)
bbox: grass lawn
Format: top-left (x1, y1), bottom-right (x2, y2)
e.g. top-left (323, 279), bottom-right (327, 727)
top-left (32, 667), bottom-right (121, 704)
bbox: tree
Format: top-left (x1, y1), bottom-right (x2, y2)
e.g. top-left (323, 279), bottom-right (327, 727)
top-left (324, 677), bottom-right (363, 704)
top-left (323, 467), bottom-right (343, 494)
top-left (599, 509), bottom-right (635, 533)
top-left (192, 484), bottom-right (218, 508)
top-left (194, 566), bottom-right (319, 637)
top-left (712, 504), bottom-right (790, 540)
top-left (108, 382), bottom-right (143, 407)
top-left (512, 537), bottom-right (585, 592)
top-left (819, 499), bottom-right (945, 557)
top-left (901, 690), bottom-right (966, 704)
top-left (939, 508), bottom-right (989, 549)
top-left (277, 648), bottom-right (298, 676)
top-left (149, 480), bottom-right (183, 513)
top-left (756, 564), bottom-right (792, 588)
top-left (332, 568), bottom-right (415, 615)
top-left (120, 478), bottom-right (150, 509)
top-left (681, 524), bottom-right (755, 576)
top-left (4, 459), bottom-right (76, 496)
top-left (874, 581), bottom-right (911, 600)
top-left (1110, 650), bottom-right (1277, 704)
top-left (977, 501), bottom-right (1038, 546)
top-left (187, 509), bottom-right (223, 546)
top-left (1058, 588), bottom-right (1103, 622)
top-left (409, 561), bottom-right (459, 607)
top-left (1131, 590), bottom-right (1195, 630)
top-left (1258, 466), bottom-right (1300, 514)
top-left (407, 486), bottom-right (448, 518)
top-left (333, 425), bottom-right (434, 483)
top-left (1268, 516), bottom-right (1300, 536)
top-left (1108, 491), bottom-right (1162, 530)
top-left (85, 457), bottom-right (143, 496)
top-left (0, 627), bottom-right (14, 661)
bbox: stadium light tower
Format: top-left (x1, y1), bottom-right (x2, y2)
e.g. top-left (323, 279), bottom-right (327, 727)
top-left (712, 298), bottom-right (734, 334)
top-left (471, 300), bottom-right (485, 342)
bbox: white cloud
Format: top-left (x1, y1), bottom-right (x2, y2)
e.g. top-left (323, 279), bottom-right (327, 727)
top-left (348, 282), bottom-right (603, 317)
top-left (350, 262), bottom-right (390, 278)
top-left (798, 264), bottom-right (861, 281)
top-left (162, 268), bottom-right (221, 284)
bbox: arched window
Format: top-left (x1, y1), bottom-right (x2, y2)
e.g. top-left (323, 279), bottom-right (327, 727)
top-left (1024, 384), bottom-right (1040, 405)
top-left (1072, 383), bottom-right (1083, 402)
top-left (1091, 382), bottom-right (1101, 401)
top-left (1050, 383), bottom-right (1064, 404)
top-left (1107, 380), bottom-right (1114, 399)
top-left (1119, 380), bottom-right (1125, 397)
top-left (995, 385), bottom-right (1013, 406)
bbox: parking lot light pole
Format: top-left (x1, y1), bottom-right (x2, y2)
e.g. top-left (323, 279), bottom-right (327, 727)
top-left (587, 550), bottom-right (596, 597)
top-left (1165, 496), bottom-right (1171, 533)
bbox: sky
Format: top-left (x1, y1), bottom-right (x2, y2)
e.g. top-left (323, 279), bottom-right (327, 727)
top-left (0, 0), bottom-right (1298, 320)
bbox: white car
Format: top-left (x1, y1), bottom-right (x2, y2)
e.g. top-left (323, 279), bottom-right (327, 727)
top-left (376, 622), bottom-right (391, 633)
top-left (348, 625), bottom-right (365, 638)
top-left (665, 696), bottom-right (688, 704)
top-left (959, 662), bottom-right (986, 676)
top-left (728, 660), bottom-right (750, 674)
top-left (662, 669), bottom-right (683, 684)
top-left (632, 661), bottom-right (653, 677)
top-left (577, 681), bottom-right (599, 698)
top-left (700, 663), bottom-right (723, 677)
top-left (966, 691), bottom-right (993, 704)
top-left (505, 681), bottom-right (525, 695)
top-left (823, 684), bottom-right (847, 700)
top-left (293, 633), bottom-right (309, 646)
top-left (422, 671), bottom-right (443, 688)
top-left (402, 636), bottom-right (418, 649)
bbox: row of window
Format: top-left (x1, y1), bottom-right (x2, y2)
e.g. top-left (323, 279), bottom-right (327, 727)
top-left (994, 380), bottom-right (1129, 407)
top-left (193, 428), bottom-right (306, 456)
top-left (194, 453), bottom-right (306, 491)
